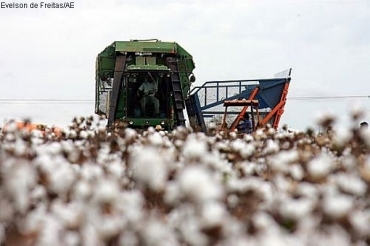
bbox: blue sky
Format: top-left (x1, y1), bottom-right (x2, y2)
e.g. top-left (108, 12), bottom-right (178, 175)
top-left (0, 0), bottom-right (369, 130)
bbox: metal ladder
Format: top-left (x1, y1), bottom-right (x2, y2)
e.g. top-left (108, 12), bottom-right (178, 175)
top-left (166, 57), bottom-right (186, 126)
top-left (107, 55), bottom-right (126, 128)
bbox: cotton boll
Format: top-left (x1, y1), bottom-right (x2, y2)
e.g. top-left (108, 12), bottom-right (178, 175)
top-left (268, 150), bottom-right (298, 173)
top-left (0, 196), bottom-right (15, 222)
top-left (30, 185), bottom-right (47, 204)
top-left (349, 210), bottom-right (370, 237)
top-left (118, 230), bottom-right (139, 246)
top-left (92, 179), bottom-right (120, 205)
top-left (230, 139), bottom-right (255, 159)
top-left (289, 164), bottom-right (304, 181)
top-left (64, 231), bottom-right (80, 246)
top-left (51, 201), bottom-right (84, 229)
top-left (79, 130), bottom-right (89, 139)
top-left (229, 131), bottom-right (238, 140)
top-left (359, 127), bottom-right (370, 147)
top-left (322, 194), bottom-right (353, 219)
top-left (119, 190), bottom-right (145, 223)
top-left (164, 181), bottom-right (181, 205)
top-left (36, 215), bottom-right (63, 246)
top-left (227, 194), bottom-right (239, 208)
top-left (263, 139), bottom-right (280, 155)
top-left (200, 201), bottom-right (227, 228)
top-left (14, 139), bottom-right (28, 156)
top-left (93, 214), bottom-right (123, 242)
top-left (105, 161), bottom-right (125, 178)
top-left (279, 198), bottom-right (314, 220)
top-left (309, 225), bottom-right (351, 246)
top-left (130, 146), bottom-right (168, 191)
top-left (48, 162), bottom-right (77, 196)
top-left (81, 224), bottom-right (101, 246)
top-left (296, 182), bottom-right (318, 200)
top-left (334, 173), bottom-right (367, 196)
top-left (178, 166), bottom-right (223, 204)
top-left (80, 163), bottom-right (104, 182)
top-left (178, 215), bottom-right (208, 246)
top-left (71, 180), bottom-right (92, 201)
top-left (252, 212), bottom-right (278, 231)
top-left (141, 218), bottom-right (177, 246)
top-left (340, 155), bottom-right (357, 170)
top-left (332, 127), bottom-right (353, 148)
top-left (254, 129), bottom-right (266, 140)
top-left (182, 137), bottom-right (208, 162)
top-left (4, 162), bottom-right (37, 213)
top-left (148, 131), bottom-right (164, 146)
top-left (307, 153), bottom-right (335, 180)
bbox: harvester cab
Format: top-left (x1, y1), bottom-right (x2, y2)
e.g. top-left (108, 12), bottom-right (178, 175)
top-left (95, 39), bottom-right (196, 130)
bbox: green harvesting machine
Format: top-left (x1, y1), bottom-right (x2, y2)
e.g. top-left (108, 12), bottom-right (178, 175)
top-left (95, 39), bottom-right (196, 130)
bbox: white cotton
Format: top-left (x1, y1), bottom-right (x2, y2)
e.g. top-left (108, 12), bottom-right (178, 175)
top-left (360, 127), bottom-right (370, 147)
top-left (182, 137), bottom-right (208, 161)
top-left (340, 155), bottom-right (356, 170)
top-left (178, 165), bottom-right (223, 203)
top-left (263, 139), bottom-right (280, 155)
top-left (30, 185), bottom-right (47, 203)
top-left (36, 215), bottom-right (63, 246)
top-left (94, 215), bottom-right (123, 241)
top-left (68, 129), bottom-right (77, 139)
top-left (227, 194), bottom-right (239, 208)
top-left (164, 181), bottom-right (181, 204)
top-left (309, 225), bottom-right (351, 246)
top-left (79, 130), bottom-right (89, 139)
top-left (14, 139), bottom-right (27, 156)
top-left (119, 191), bottom-right (145, 223)
top-left (252, 212), bottom-right (277, 230)
top-left (92, 179), bottom-right (120, 204)
top-left (64, 231), bottom-right (80, 246)
top-left (72, 180), bottom-right (92, 201)
top-left (148, 131), bottom-right (164, 146)
top-left (130, 146), bottom-right (168, 191)
top-left (118, 230), bottom-right (139, 246)
top-left (141, 219), bottom-right (177, 246)
top-left (333, 127), bottom-right (353, 147)
top-left (0, 197), bottom-right (14, 222)
top-left (307, 153), bottom-right (335, 179)
top-left (48, 162), bottom-right (77, 195)
top-left (229, 131), bottom-right (238, 140)
top-left (322, 194), bottom-right (353, 219)
top-left (230, 139), bottom-right (255, 158)
top-left (290, 164), bottom-right (304, 181)
top-left (243, 133), bottom-right (254, 142)
top-left (269, 150), bottom-right (298, 173)
top-left (279, 198), bottom-right (314, 220)
top-left (335, 172), bottom-right (367, 196)
top-left (106, 161), bottom-right (125, 178)
top-left (51, 201), bottom-right (83, 229)
top-left (254, 129), bottom-right (267, 140)
top-left (4, 163), bottom-right (37, 213)
top-left (349, 210), bottom-right (370, 237)
top-left (296, 182), bottom-right (318, 200)
top-left (178, 214), bottom-right (208, 246)
top-left (200, 202), bottom-right (226, 228)
top-left (80, 163), bottom-right (104, 181)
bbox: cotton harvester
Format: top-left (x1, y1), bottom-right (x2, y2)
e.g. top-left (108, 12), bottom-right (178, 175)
top-left (95, 39), bottom-right (195, 130)
top-left (95, 39), bottom-right (292, 132)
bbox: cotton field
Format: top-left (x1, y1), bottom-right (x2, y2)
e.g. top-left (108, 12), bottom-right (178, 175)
top-left (1, 112), bottom-right (370, 246)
